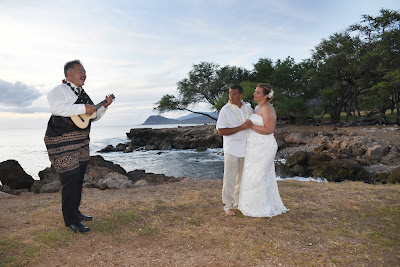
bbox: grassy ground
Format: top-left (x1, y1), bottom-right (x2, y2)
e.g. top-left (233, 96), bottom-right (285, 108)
top-left (1, 179), bottom-right (399, 266)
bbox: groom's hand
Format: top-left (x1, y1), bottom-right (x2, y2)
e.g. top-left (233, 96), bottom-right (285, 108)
top-left (242, 119), bottom-right (252, 129)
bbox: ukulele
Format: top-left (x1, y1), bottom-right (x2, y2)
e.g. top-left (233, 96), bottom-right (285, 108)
top-left (70, 94), bottom-right (115, 129)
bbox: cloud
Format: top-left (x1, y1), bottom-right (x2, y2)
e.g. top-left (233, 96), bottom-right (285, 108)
top-left (0, 79), bottom-right (42, 107)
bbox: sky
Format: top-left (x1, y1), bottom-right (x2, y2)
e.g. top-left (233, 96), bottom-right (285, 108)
top-left (0, 0), bottom-right (399, 129)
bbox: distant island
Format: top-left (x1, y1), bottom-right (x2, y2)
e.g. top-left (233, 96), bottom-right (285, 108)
top-left (142, 112), bottom-right (218, 125)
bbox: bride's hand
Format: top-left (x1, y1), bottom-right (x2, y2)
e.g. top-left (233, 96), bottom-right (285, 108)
top-left (242, 119), bottom-right (252, 129)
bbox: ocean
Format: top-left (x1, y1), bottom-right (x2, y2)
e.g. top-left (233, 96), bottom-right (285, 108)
top-left (0, 124), bottom-right (225, 181)
top-left (0, 124), bottom-right (323, 183)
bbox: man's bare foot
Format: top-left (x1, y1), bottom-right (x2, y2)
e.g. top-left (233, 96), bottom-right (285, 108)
top-left (225, 209), bottom-right (235, 216)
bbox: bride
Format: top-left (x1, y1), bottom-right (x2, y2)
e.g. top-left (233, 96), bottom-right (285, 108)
top-left (238, 83), bottom-right (288, 217)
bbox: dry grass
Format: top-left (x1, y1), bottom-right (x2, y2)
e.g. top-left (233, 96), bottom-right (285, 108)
top-left (1, 178), bottom-right (399, 266)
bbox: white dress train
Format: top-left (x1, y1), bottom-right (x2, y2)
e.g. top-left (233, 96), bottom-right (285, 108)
top-left (238, 113), bottom-right (288, 217)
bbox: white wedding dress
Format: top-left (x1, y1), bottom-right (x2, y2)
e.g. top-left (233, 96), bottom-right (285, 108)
top-left (238, 113), bottom-right (288, 217)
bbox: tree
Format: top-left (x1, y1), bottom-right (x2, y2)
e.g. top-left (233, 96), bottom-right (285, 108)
top-left (269, 57), bottom-right (313, 123)
top-left (348, 9), bottom-right (400, 123)
top-left (213, 81), bottom-right (259, 111)
top-left (310, 32), bottom-right (364, 124)
top-left (154, 94), bottom-right (218, 120)
top-left (154, 62), bottom-right (250, 117)
top-left (250, 58), bottom-right (274, 82)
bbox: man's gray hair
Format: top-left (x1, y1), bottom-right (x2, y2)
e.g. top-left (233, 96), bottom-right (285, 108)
top-left (64, 59), bottom-right (82, 77)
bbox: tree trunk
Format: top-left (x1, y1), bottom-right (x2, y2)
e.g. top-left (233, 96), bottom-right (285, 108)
top-left (317, 109), bottom-right (326, 123)
top-left (330, 83), bottom-right (354, 124)
top-left (354, 98), bottom-right (361, 118)
top-left (345, 106), bottom-right (350, 123)
top-left (330, 107), bottom-right (342, 124)
top-left (395, 91), bottom-right (400, 124)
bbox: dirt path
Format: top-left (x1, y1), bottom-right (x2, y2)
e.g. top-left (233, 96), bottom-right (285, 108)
top-left (1, 178), bottom-right (399, 266)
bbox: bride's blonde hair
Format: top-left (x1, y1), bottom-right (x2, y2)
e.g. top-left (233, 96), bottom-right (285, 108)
top-left (257, 83), bottom-right (274, 101)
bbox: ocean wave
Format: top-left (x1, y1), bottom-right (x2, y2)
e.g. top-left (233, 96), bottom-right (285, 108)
top-left (277, 176), bottom-right (327, 183)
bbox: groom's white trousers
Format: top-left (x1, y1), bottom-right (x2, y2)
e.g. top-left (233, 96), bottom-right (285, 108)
top-left (222, 153), bottom-right (244, 211)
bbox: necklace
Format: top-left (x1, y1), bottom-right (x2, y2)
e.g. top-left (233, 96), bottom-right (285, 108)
top-left (62, 79), bottom-right (81, 96)
top-left (228, 100), bottom-right (249, 123)
top-left (61, 79), bottom-right (93, 105)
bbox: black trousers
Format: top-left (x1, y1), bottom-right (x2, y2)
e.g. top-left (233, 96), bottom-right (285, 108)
top-left (59, 164), bottom-right (87, 226)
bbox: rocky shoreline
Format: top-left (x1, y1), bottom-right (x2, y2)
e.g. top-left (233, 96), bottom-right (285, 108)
top-left (274, 125), bottom-right (400, 183)
top-left (99, 124), bottom-right (400, 183)
top-left (1, 124), bottom-right (399, 196)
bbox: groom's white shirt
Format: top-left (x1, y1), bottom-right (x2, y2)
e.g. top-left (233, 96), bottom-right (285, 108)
top-left (216, 100), bottom-right (253, 157)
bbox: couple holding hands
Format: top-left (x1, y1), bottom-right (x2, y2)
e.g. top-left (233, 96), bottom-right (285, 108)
top-left (216, 84), bottom-right (288, 217)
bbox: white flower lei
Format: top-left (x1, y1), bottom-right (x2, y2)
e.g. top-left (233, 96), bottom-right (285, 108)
top-left (228, 100), bottom-right (249, 123)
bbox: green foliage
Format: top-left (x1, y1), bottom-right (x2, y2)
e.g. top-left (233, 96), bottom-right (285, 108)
top-left (213, 90), bottom-right (229, 111)
top-left (241, 81), bottom-right (259, 107)
top-left (154, 94), bottom-right (182, 113)
top-left (273, 94), bottom-right (310, 122)
top-left (251, 57), bottom-right (274, 82)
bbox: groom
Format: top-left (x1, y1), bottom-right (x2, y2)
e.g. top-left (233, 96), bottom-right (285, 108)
top-left (216, 85), bottom-right (253, 215)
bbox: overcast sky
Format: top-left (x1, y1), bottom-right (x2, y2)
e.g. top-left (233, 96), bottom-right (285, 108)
top-left (0, 0), bottom-right (398, 128)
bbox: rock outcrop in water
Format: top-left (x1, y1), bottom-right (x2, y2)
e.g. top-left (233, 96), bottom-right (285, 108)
top-left (99, 125), bottom-right (222, 153)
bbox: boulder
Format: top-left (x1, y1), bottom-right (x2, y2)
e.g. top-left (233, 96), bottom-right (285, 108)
top-left (31, 180), bottom-right (51, 194)
top-left (98, 145), bottom-right (117, 152)
top-left (143, 172), bottom-right (183, 185)
top-left (97, 172), bottom-right (134, 189)
top-left (127, 169), bottom-right (146, 183)
top-left (381, 151), bottom-right (400, 165)
top-left (116, 143), bottom-right (129, 151)
top-left (159, 139), bottom-right (172, 150)
top-left (87, 155), bottom-right (126, 180)
top-left (171, 137), bottom-right (191, 149)
top-left (144, 144), bottom-right (159, 150)
top-left (127, 169), bottom-right (183, 185)
top-left (32, 156), bottom-right (127, 193)
top-left (311, 158), bottom-right (362, 182)
top-left (275, 163), bottom-right (295, 178)
top-left (284, 132), bottom-right (309, 145)
top-left (285, 151), bottom-right (373, 183)
top-left (40, 181), bottom-right (62, 193)
top-left (366, 145), bottom-right (390, 161)
top-left (31, 166), bottom-right (61, 193)
top-left (38, 166), bottom-right (60, 182)
top-left (286, 151), bottom-right (309, 167)
top-left (0, 160), bottom-right (34, 190)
